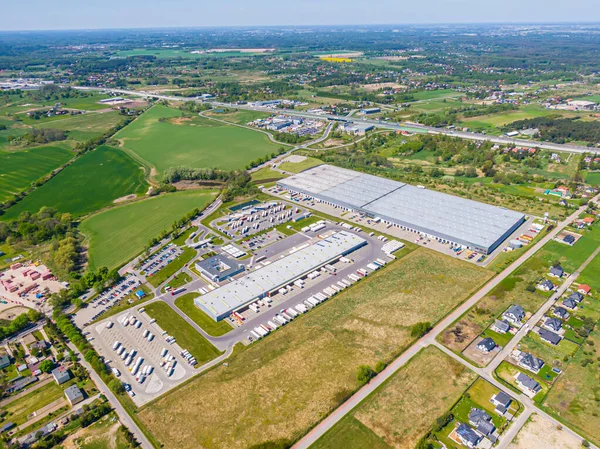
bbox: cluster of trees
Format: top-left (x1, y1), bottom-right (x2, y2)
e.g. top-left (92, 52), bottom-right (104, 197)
top-left (246, 148), bottom-right (287, 170)
top-left (50, 266), bottom-right (121, 310)
top-left (0, 207), bottom-right (71, 245)
top-left (49, 234), bottom-right (81, 274)
top-left (505, 117), bottom-right (600, 145)
top-left (21, 128), bottom-right (67, 145)
top-left (163, 167), bottom-right (243, 184)
top-left (271, 132), bottom-right (311, 145)
top-left (0, 309), bottom-right (43, 340)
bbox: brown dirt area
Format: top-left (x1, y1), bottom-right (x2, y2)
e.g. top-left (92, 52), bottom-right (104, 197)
top-left (507, 413), bottom-right (582, 449)
top-left (440, 318), bottom-right (483, 352)
top-left (360, 82), bottom-right (407, 92)
top-left (0, 306), bottom-right (30, 321)
top-left (113, 194), bottom-right (137, 204)
top-left (169, 117), bottom-right (192, 125)
top-left (138, 249), bottom-right (491, 449)
top-left (463, 336), bottom-right (501, 366)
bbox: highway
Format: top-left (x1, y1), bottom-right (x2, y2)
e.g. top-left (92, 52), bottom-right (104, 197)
top-left (293, 193), bottom-right (600, 449)
top-left (74, 86), bottom-right (600, 155)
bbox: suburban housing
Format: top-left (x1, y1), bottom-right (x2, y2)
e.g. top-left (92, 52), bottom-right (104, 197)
top-left (277, 165), bottom-right (526, 254)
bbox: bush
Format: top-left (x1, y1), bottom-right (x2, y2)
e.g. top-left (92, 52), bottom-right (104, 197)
top-left (356, 365), bottom-right (376, 385)
top-left (411, 322), bottom-right (432, 338)
top-left (374, 361), bottom-right (387, 373)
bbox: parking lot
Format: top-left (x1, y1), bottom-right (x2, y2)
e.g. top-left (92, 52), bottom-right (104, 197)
top-left (74, 274), bottom-right (142, 327)
top-left (87, 309), bottom-right (196, 406)
top-left (139, 243), bottom-right (182, 277)
top-left (212, 200), bottom-right (308, 239)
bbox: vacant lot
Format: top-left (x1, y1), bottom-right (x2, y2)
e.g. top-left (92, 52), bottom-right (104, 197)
top-left (278, 156), bottom-right (323, 173)
top-left (138, 249), bottom-right (491, 449)
top-left (544, 328), bottom-right (600, 445)
top-left (3, 146), bottom-right (147, 219)
top-left (81, 190), bottom-right (217, 270)
top-left (0, 381), bottom-right (67, 427)
top-left (313, 347), bottom-right (477, 449)
top-left (508, 413), bottom-right (583, 449)
top-left (0, 145), bottom-right (73, 202)
top-left (145, 301), bottom-right (222, 366)
top-left (116, 105), bottom-right (281, 177)
top-left (174, 293), bottom-right (233, 337)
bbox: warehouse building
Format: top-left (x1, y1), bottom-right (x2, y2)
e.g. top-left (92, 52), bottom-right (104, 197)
top-left (196, 254), bottom-right (245, 282)
top-left (195, 231), bottom-right (366, 321)
top-left (278, 165), bottom-right (525, 254)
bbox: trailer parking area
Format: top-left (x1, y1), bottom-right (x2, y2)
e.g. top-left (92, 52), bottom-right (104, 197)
top-left (87, 309), bottom-right (197, 406)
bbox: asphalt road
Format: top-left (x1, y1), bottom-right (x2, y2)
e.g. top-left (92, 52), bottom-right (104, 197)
top-left (293, 194), bottom-right (600, 449)
top-left (74, 86), bottom-right (600, 155)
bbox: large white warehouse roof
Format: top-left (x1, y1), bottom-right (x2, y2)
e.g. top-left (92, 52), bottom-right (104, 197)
top-left (278, 165), bottom-right (525, 253)
top-left (194, 231), bottom-right (366, 321)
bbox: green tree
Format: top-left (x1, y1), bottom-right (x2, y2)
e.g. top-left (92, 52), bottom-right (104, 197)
top-left (356, 365), bottom-right (376, 385)
top-left (411, 322), bottom-right (432, 338)
top-left (38, 359), bottom-right (54, 373)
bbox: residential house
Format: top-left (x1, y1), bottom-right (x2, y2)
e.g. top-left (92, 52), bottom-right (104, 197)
top-left (544, 317), bottom-right (562, 332)
top-left (469, 408), bottom-right (492, 426)
top-left (568, 292), bottom-right (584, 303)
top-left (538, 280), bottom-right (555, 292)
top-left (578, 284), bottom-right (592, 295)
top-left (553, 307), bottom-right (570, 320)
top-left (549, 265), bottom-right (564, 278)
top-left (476, 421), bottom-right (497, 441)
top-left (477, 337), bottom-right (497, 354)
top-left (503, 305), bottom-right (526, 324)
top-left (51, 366), bottom-right (70, 385)
top-left (516, 372), bottom-right (542, 395)
top-left (562, 234), bottom-right (576, 245)
top-left (0, 354), bottom-right (10, 369)
top-left (492, 319), bottom-right (511, 334)
top-left (64, 385), bottom-right (84, 405)
top-left (539, 328), bottom-right (562, 345)
top-left (490, 391), bottom-right (512, 415)
top-left (456, 423), bottom-right (482, 449)
top-left (519, 352), bottom-right (544, 374)
top-left (562, 298), bottom-right (578, 310)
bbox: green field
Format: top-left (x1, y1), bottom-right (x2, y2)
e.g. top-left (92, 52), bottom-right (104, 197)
top-left (278, 156), bottom-right (323, 173)
top-left (460, 105), bottom-right (560, 129)
top-left (144, 301), bottom-right (222, 366)
top-left (0, 381), bottom-right (69, 427)
top-left (32, 111), bottom-right (125, 141)
top-left (116, 49), bottom-right (270, 59)
top-left (206, 109), bottom-right (271, 125)
top-left (174, 293), bottom-right (233, 337)
top-left (138, 249), bottom-right (491, 449)
top-left (0, 145), bottom-right (73, 202)
top-left (81, 190), bottom-right (217, 270)
top-left (3, 146), bottom-right (148, 219)
top-left (312, 347), bottom-right (477, 449)
top-left (116, 105), bottom-right (282, 178)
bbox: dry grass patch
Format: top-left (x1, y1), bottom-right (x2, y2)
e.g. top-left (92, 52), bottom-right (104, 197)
top-left (507, 413), bottom-right (583, 449)
top-left (138, 249), bottom-right (491, 449)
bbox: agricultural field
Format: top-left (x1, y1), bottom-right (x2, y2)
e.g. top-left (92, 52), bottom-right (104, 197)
top-left (31, 110), bottom-right (125, 141)
top-left (80, 190), bottom-right (217, 270)
top-left (543, 327), bottom-right (600, 445)
top-left (144, 301), bottom-right (222, 366)
top-left (115, 105), bottom-right (282, 177)
top-left (312, 347), bottom-right (477, 449)
top-left (458, 105), bottom-right (565, 132)
top-left (2, 145), bottom-right (148, 219)
top-left (174, 293), bottom-right (233, 337)
top-left (0, 145), bottom-right (73, 202)
top-left (137, 249), bottom-right (491, 449)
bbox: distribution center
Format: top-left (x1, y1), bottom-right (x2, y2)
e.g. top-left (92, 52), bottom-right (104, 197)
top-left (277, 165), bottom-right (525, 254)
top-left (195, 231), bottom-right (367, 321)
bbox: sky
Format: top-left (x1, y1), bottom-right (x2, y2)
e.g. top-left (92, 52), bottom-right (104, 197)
top-left (3, 0), bottom-right (600, 31)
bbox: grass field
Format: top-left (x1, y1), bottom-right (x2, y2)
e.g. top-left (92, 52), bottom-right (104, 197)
top-left (460, 105), bottom-right (561, 129)
top-left (3, 146), bottom-right (148, 219)
top-left (577, 246), bottom-right (600, 291)
top-left (116, 49), bottom-right (269, 59)
top-left (0, 381), bottom-right (68, 427)
top-left (206, 109), bottom-right (271, 125)
top-left (81, 190), bottom-right (217, 270)
top-left (144, 301), bottom-right (222, 366)
top-left (138, 249), bottom-right (491, 449)
top-left (278, 156), bottom-right (323, 173)
top-left (33, 111), bottom-right (124, 140)
top-left (174, 293), bottom-right (233, 337)
top-left (0, 145), bottom-right (73, 202)
top-left (115, 105), bottom-right (281, 177)
top-left (544, 328), bottom-right (600, 445)
top-left (250, 167), bottom-right (287, 182)
top-left (312, 347), bottom-right (477, 449)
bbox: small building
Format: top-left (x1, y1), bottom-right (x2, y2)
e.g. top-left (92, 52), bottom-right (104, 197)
top-left (195, 254), bottom-right (245, 283)
top-left (537, 280), bottom-right (555, 292)
top-left (516, 372), bottom-right (541, 395)
top-left (568, 292), bottom-right (584, 303)
top-left (492, 319), bottom-right (511, 334)
top-left (456, 423), bottom-right (482, 448)
top-left (0, 422), bottom-right (15, 434)
top-left (135, 289), bottom-right (146, 300)
top-left (64, 385), bottom-right (84, 405)
top-left (549, 265), bottom-right (564, 278)
top-left (519, 352), bottom-right (544, 374)
top-left (51, 366), bottom-right (70, 385)
top-left (503, 305), bottom-right (526, 324)
top-left (469, 408), bottom-right (492, 426)
top-left (477, 337), bottom-right (497, 354)
top-left (490, 391), bottom-right (512, 415)
top-left (539, 328), bottom-right (561, 346)
top-left (476, 420), bottom-right (496, 439)
top-left (544, 317), bottom-right (562, 332)
top-left (562, 234), bottom-right (576, 245)
top-left (0, 354), bottom-right (10, 369)
top-left (578, 284), bottom-right (592, 295)
top-left (360, 107), bottom-right (380, 115)
top-left (553, 306), bottom-right (570, 320)
top-left (562, 298), bottom-right (578, 310)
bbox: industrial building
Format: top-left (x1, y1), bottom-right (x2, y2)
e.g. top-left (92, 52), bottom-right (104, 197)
top-left (195, 231), bottom-right (366, 321)
top-left (195, 254), bottom-right (245, 282)
top-left (277, 165), bottom-right (525, 254)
